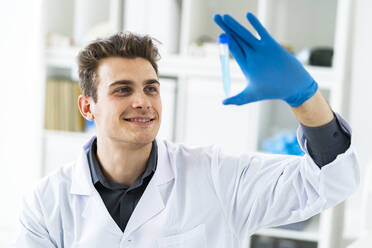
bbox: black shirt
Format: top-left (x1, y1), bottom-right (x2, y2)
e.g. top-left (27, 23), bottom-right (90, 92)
top-left (88, 139), bottom-right (158, 232)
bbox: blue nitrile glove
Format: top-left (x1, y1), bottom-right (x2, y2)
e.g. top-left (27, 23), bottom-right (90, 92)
top-left (213, 13), bottom-right (318, 107)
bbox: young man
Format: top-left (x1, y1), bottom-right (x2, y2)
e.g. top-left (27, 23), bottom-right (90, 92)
top-left (16, 13), bottom-right (359, 247)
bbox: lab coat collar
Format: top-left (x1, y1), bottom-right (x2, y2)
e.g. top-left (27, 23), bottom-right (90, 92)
top-left (70, 136), bottom-right (176, 236)
top-left (152, 138), bottom-right (175, 186)
top-left (70, 136), bottom-right (96, 195)
top-left (70, 136), bottom-right (175, 195)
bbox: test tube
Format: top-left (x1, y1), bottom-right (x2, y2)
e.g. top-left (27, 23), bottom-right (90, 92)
top-left (218, 33), bottom-right (231, 97)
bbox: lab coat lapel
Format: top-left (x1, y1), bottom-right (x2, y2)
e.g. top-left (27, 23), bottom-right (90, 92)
top-left (70, 137), bottom-right (123, 236)
top-left (123, 139), bottom-right (175, 237)
top-left (81, 190), bottom-right (123, 235)
top-left (70, 137), bottom-right (95, 196)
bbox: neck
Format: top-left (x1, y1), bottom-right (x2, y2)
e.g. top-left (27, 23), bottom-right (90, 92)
top-left (96, 136), bottom-right (153, 187)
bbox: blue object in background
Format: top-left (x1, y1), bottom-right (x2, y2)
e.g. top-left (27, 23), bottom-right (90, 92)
top-left (85, 119), bottom-right (96, 132)
top-left (218, 33), bottom-right (231, 97)
top-left (262, 132), bottom-right (304, 156)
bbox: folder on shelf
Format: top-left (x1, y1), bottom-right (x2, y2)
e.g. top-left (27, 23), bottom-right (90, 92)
top-left (44, 78), bottom-right (85, 132)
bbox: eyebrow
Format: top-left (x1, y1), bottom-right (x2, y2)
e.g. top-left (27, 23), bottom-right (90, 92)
top-left (108, 79), bottom-right (160, 88)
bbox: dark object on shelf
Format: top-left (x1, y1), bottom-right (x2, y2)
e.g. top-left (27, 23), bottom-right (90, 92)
top-left (251, 235), bottom-right (317, 248)
top-left (252, 236), bottom-right (276, 248)
top-left (278, 239), bottom-right (298, 248)
top-left (309, 47), bottom-right (333, 67)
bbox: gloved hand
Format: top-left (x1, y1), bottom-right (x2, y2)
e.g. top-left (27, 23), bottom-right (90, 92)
top-left (214, 13), bottom-right (318, 107)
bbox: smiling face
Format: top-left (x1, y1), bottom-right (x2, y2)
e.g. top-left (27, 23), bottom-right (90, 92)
top-left (85, 56), bottom-right (162, 147)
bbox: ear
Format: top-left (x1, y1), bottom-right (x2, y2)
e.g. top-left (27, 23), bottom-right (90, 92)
top-left (78, 95), bottom-right (95, 121)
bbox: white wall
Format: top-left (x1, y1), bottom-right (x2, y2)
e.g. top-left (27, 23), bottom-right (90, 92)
top-left (350, 0), bottom-right (372, 169)
top-left (0, 1), bottom-right (44, 246)
top-left (347, 0), bottom-right (372, 237)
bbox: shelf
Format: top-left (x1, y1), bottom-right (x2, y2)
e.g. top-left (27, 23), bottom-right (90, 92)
top-left (43, 129), bottom-right (93, 139)
top-left (45, 47), bottom-right (246, 79)
top-left (264, 0), bottom-right (338, 54)
top-left (45, 47), bottom-right (335, 90)
top-left (159, 54), bottom-right (246, 80)
top-left (305, 65), bottom-right (335, 90)
top-left (180, 0), bottom-right (259, 53)
top-left (45, 47), bottom-right (80, 68)
top-left (253, 216), bottom-right (319, 242)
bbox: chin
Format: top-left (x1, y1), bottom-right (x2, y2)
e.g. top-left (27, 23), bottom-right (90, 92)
top-left (130, 135), bottom-right (156, 145)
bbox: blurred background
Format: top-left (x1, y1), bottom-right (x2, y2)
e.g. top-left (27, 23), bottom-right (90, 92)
top-left (1, 0), bottom-right (371, 247)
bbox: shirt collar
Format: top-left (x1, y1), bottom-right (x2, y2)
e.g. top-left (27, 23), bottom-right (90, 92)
top-left (87, 138), bottom-right (158, 190)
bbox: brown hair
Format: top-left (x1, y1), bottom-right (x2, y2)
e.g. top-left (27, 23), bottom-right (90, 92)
top-left (77, 32), bottom-right (161, 102)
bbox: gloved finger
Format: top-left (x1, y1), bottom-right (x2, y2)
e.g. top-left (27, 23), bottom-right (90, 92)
top-left (222, 87), bottom-right (258, 106)
top-left (246, 12), bottom-right (271, 40)
top-left (222, 14), bottom-right (260, 48)
top-left (214, 14), bottom-right (254, 50)
top-left (223, 33), bottom-right (246, 67)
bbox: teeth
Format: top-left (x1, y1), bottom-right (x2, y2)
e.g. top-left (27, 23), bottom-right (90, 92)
top-left (130, 118), bottom-right (151, 122)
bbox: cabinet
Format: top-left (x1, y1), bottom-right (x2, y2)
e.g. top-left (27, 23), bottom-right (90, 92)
top-left (43, 0), bottom-right (356, 247)
top-left (181, 75), bottom-right (258, 155)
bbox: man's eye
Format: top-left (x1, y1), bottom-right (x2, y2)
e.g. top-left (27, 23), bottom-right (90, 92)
top-left (117, 87), bottom-right (130, 93)
top-left (145, 86), bottom-right (157, 93)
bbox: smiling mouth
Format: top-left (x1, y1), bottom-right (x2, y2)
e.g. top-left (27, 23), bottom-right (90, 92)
top-left (123, 118), bottom-right (155, 127)
top-left (124, 118), bottom-right (155, 122)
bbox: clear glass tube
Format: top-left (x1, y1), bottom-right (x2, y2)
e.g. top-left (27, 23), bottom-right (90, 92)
top-left (218, 34), bottom-right (230, 97)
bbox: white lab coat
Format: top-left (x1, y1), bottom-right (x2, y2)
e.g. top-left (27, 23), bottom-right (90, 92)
top-left (15, 115), bottom-right (359, 248)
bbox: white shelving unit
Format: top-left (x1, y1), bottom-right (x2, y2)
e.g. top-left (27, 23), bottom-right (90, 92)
top-left (43, 0), bottom-right (356, 247)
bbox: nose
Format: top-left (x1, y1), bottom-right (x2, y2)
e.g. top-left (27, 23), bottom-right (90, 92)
top-left (131, 92), bottom-right (151, 110)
